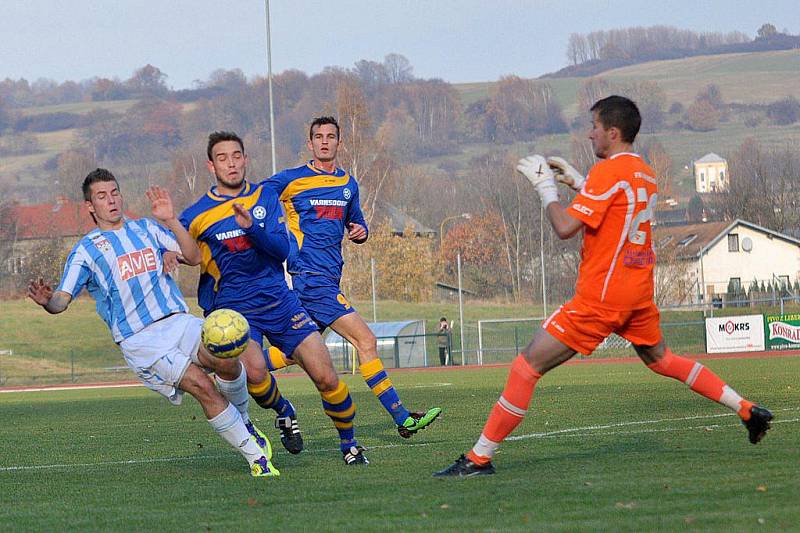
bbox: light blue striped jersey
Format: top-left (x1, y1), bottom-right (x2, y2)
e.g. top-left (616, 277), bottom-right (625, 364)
top-left (56, 218), bottom-right (189, 342)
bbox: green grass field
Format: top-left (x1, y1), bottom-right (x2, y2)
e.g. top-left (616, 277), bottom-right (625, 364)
top-left (1, 356), bottom-right (797, 530)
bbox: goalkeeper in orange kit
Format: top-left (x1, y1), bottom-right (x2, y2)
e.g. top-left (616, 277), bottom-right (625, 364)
top-left (434, 95), bottom-right (773, 477)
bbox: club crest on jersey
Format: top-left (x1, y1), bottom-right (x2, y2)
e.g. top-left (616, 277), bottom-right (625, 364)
top-left (90, 234), bottom-right (112, 252)
top-left (117, 247), bottom-right (158, 281)
top-left (343, 188), bottom-right (351, 200)
top-left (253, 206), bottom-right (267, 220)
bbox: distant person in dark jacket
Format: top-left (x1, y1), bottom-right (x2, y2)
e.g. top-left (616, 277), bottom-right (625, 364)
top-left (437, 317), bottom-right (452, 366)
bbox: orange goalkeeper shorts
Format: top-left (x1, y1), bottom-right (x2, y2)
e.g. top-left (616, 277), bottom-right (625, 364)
top-left (542, 295), bottom-right (662, 355)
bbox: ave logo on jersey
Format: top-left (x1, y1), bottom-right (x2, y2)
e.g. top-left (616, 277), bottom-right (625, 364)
top-left (253, 206), bottom-right (267, 220)
top-left (117, 247), bottom-right (158, 281)
top-left (343, 188), bottom-right (352, 200)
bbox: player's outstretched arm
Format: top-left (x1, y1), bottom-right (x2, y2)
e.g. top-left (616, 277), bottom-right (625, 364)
top-left (146, 186), bottom-right (201, 266)
top-left (27, 277), bottom-right (72, 314)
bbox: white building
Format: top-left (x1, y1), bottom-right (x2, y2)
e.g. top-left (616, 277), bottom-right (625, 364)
top-left (655, 219), bottom-right (800, 304)
top-left (694, 153), bottom-right (728, 193)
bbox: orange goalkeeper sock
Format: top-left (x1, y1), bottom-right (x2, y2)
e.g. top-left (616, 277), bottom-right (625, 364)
top-left (467, 355), bottom-right (542, 465)
top-left (647, 349), bottom-right (753, 419)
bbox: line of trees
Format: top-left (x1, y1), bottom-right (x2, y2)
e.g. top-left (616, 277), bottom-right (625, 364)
top-left (566, 25), bottom-right (750, 66)
top-left (559, 23), bottom-right (799, 77)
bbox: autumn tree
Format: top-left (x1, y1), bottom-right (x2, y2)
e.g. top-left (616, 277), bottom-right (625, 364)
top-left (686, 99), bottom-right (720, 131)
top-left (619, 80), bottom-right (666, 132)
top-left (335, 77), bottom-right (396, 223)
top-left (653, 228), bottom-right (693, 305)
top-left (717, 138), bottom-right (800, 232)
top-left (576, 78), bottom-right (612, 117)
top-left (641, 139), bottom-right (673, 199)
top-left (400, 80), bottom-right (462, 155)
top-left (126, 64), bottom-right (169, 97)
top-left (766, 96), bottom-right (800, 125)
top-left (342, 221), bottom-right (436, 302)
top-left (56, 150), bottom-right (97, 201)
top-left (756, 23), bottom-right (778, 40)
top-left (486, 76), bottom-right (567, 142)
top-left (440, 211), bottom-right (511, 297)
top-left (384, 54), bottom-right (414, 84)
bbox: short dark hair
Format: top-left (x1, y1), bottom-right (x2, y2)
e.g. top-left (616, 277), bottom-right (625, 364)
top-left (590, 95), bottom-right (641, 144)
top-left (439, 317), bottom-right (447, 322)
top-left (82, 168), bottom-right (118, 201)
top-left (207, 131), bottom-right (244, 161)
top-left (309, 116), bottom-right (340, 140)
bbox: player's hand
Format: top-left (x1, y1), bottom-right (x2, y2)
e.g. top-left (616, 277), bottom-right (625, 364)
top-left (347, 222), bottom-right (367, 242)
top-left (27, 277), bottom-right (53, 306)
top-left (547, 156), bottom-right (586, 191)
top-left (232, 202), bottom-right (253, 229)
top-left (162, 251), bottom-right (182, 274)
top-left (146, 186), bottom-right (175, 223)
top-left (517, 155), bottom-right (559, 206)
top-left (516, 155), bottom-right (555, 187)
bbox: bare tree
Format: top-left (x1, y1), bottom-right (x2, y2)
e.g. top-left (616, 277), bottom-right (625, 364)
top-left (335, 77), bottom-right (395, 225)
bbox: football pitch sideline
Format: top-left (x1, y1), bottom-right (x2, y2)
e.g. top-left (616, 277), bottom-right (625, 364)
top-left (1, 356), bottom-right (798, 531)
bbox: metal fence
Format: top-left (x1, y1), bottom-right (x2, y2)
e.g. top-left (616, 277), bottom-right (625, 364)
top-left (3, 296), bottom-right (799, 387)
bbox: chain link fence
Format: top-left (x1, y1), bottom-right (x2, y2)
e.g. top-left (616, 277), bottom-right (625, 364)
top-left (3, 296), bottom-right (799, 387)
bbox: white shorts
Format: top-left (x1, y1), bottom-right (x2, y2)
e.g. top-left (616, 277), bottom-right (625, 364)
top-left (119, 313), bottom-right (203, 405)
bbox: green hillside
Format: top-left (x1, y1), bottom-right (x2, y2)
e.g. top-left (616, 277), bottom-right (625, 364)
top-left (17, 99), bottom-right (138, 117)
top-left (3, 49), bottom-right (800, 197)
top-left (455, 49), bottom-right (800, 118)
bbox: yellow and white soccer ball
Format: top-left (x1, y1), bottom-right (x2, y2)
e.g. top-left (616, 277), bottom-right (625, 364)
top-left (201, 309), bottom-right (250, 358)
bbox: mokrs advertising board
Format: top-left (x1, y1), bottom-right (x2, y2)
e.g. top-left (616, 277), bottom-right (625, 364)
top-left (764, 313), bottom-right (800, 350)
top-left (705, 315), bottom-right (765, 353)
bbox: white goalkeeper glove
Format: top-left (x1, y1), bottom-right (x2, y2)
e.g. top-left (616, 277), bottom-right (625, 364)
top-left (546, 156), bottom-right (585, 191)
top-left (516, 155), bottom-right (559, 206)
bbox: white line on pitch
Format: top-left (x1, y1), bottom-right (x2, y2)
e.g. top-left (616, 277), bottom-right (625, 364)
top-left (0, 382), bottom-right (142, 394)
top-left (507, 407), bottom-right (799, 441)
top-left (2, 411), bottom-right (796, 473)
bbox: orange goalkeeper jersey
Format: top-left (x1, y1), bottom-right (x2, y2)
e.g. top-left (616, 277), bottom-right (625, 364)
top-left (567, 152), bottom-right (657, 310)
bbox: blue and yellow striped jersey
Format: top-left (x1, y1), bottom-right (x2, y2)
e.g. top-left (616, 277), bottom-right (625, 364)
top-left (262, 161), bottom-right (368, 281)
top-left (179, 181), bottom-right (291, 314)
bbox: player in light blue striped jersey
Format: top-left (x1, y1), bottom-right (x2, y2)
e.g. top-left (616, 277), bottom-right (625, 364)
top-left (27, 168), bottom-right (278, 477)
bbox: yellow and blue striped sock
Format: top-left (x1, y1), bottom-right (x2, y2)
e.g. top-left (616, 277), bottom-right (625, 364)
top-left (360, 359), bottom-right (411, 426)
top-left (321, 381), bottom-right (357, 451)
top-left (247, 374), bottom-right (295, 417)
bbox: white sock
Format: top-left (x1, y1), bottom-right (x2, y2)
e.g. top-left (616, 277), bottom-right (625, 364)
top-left (208, 403), bottom-right (262, 463)
top-left (215, 362), bottom-right (251, 424)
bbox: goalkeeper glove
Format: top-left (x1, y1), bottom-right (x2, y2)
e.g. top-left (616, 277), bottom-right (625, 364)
top-left (516, 155), bottom-right (559, 206)
top-left (546, 156), bottom-right (585, 191)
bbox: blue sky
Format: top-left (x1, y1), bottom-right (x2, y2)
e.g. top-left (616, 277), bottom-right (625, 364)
top-left (3, 0), bottom-right (798, 88)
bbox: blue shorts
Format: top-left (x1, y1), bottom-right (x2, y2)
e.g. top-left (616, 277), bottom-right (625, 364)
top-left (291, 274), bottom-right (356, 331)
top-left (238, 292), bottom-right (319, 359)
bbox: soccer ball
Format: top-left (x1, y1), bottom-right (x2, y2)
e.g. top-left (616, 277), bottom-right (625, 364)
top-left (201, 309), bottom-right (250, 359)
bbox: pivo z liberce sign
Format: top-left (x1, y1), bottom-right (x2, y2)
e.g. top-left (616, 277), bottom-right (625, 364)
top-left (764, 313), bottom-right (800, 350)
